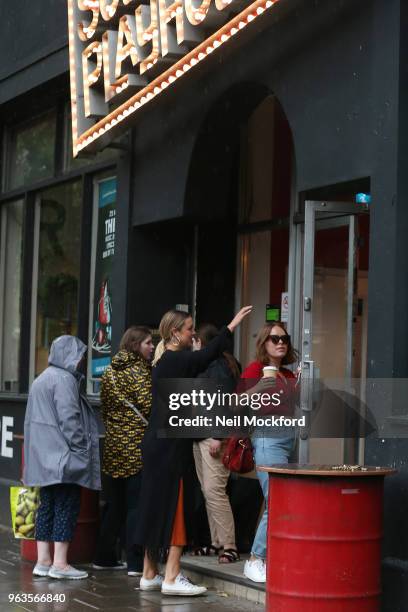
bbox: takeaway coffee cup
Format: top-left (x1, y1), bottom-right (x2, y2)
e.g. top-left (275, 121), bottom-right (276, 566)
top-left (263, 366), bottom-right (278, 378)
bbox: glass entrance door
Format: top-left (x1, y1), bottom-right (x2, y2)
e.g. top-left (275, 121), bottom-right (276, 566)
top-left (298, 201), bottom-right (368, 464)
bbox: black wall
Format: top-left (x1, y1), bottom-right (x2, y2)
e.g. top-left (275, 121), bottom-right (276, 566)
top-left (130, 0), bottom-right (395, 224)
top-left (128, 222), bottom-right (194, 328)
top-left (0, 1), bottom-right (68, 104)
top-left (129, 0), bottom-right (399, 310)
top-left (129, 0), bottom-right (400, 332)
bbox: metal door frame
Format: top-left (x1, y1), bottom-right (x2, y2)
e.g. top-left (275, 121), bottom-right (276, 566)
top-left (298, 201), bottom-right (361, 462)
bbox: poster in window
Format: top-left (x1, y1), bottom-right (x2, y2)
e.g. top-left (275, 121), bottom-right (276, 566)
top-left (91, 178), bottom-right (116, 377)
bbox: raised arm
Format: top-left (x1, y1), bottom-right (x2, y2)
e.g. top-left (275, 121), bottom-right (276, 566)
top-left (187, 306), bottom-right (252, 376)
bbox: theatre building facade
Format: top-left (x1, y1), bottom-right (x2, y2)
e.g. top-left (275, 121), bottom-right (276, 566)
top-left (1, 0), bottom-right (408, 606)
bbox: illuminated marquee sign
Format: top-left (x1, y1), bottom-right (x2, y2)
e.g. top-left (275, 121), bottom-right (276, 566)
top-left (68, 0), bottom-right (280, 156)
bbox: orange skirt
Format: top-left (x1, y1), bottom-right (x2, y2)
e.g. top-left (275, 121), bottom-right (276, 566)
top-left (169, 479), bottom-right (187, 546)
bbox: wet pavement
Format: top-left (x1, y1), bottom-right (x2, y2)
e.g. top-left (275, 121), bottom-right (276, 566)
top-left (0, 530), bottom-right (260, 612)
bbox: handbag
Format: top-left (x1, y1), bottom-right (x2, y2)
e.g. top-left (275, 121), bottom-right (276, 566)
top-left (222, 437), bottom-right (254, 474)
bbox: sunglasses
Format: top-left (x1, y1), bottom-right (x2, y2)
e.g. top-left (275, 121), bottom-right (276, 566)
top-left (268, 334), bottom-right (290, 345)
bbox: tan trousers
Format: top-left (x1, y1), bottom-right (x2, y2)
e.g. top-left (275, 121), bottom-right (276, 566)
top-left (193, 439), bottom-right (236, 550)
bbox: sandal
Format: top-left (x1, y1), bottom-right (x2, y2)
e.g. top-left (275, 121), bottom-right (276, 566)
top-left (192, 545), bottom-right (220, 556)
top-left (218, 549), bottom-right (240, 564)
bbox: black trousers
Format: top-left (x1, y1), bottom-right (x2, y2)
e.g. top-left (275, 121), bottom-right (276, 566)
top-left (93, 472), bottom-right (143, 571)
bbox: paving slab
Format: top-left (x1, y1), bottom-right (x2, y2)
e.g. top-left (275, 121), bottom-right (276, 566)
top-left (0, 529), bottom-right (262, 611)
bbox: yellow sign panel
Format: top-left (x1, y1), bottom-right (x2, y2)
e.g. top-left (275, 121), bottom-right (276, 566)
top-left (68, 0), bottom-right (280, 156)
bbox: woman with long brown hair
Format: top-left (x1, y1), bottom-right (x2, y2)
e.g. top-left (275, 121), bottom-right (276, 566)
top-left (134, 306), bottom-right (251, 597)
top-left (93, 326), bottom-right (154, 575)
top-left (192, 323), bottom-right (241, 564)
top-left (242, 322), bottom-right (298, 584)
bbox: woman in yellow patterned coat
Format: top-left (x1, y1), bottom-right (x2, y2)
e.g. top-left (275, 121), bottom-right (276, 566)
top-left (93, 326), bottom-right (154, 575)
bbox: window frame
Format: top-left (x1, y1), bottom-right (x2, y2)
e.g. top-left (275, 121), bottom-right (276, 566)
top-left (5, 109), bottom-right (58, 192)
top-left (0, 99), bottom-right (119, 394)
top-left (0, 198), bottom-right (25, 392)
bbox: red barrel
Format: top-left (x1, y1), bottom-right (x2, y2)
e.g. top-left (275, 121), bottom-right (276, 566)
top-left (21, 487), bottom-right (99, 563)
top-left (263, 465), bottom-right (395, 612)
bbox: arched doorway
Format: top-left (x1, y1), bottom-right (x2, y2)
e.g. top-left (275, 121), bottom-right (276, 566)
top-left (235, 95), bottom-right (294, 366)
top-left (185, 86), bottom-right (295, 368)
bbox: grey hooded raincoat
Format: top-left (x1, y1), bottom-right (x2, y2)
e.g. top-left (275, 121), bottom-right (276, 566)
top-left (23, 336), bottom-right (101, 490)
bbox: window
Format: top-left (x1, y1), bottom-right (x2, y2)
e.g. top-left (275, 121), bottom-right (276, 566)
top-left (32, 181), bottom-right (82, 378)
top-left (8, 112), bottom-right (56, 190)
top-left (0, 200), bottom-right (24, 392)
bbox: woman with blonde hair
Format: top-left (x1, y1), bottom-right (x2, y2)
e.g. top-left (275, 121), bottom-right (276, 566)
top-left (242, 322), bottom-right (298, 584)
top-left (133, 306), bottom-right (252, 597)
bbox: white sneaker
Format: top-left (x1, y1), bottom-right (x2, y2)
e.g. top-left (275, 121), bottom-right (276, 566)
top-left (140, 574), bottom-right (164, 591)
top-left (244, 558), bottom-right (266, 583)
top-left (161, 573), bottom-right (207, 596)
top-left (128, 570), bottom-right (143, 576)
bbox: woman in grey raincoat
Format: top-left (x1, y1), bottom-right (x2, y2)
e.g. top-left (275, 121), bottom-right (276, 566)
top-left (23, 335), bottom-right (101, 580)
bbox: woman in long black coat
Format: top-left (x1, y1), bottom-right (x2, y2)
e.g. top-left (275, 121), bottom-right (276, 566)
top-left (134, 306), bottom-right (252, 597)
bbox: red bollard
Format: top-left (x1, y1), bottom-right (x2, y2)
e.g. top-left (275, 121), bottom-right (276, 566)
top-left (261, 465), bottom-right (395, 612)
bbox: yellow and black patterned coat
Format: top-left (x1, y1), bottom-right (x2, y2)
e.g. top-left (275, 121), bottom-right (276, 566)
top-left (100, 350), bottom-right (152, 478)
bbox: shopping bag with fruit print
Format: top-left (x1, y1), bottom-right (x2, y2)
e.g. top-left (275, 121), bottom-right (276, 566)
top-left (10, 486), bottom-right (39, 539)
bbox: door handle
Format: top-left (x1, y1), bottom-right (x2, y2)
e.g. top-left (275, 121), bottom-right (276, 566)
top-left (300, 360), bottom-right (314, 412)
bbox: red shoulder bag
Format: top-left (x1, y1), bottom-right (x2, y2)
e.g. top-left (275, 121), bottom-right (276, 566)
top-left (222, 437), bottom-right (254, 474)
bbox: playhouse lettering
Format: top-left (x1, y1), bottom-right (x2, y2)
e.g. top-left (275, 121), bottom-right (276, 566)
top-left (68, 0), bottom-right (279, 155)
top-left (74, 0), bottom-right (242, 115)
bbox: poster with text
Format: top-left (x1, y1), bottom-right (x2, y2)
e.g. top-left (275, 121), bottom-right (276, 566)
top-left (91, 177), bottom-right (116, 378)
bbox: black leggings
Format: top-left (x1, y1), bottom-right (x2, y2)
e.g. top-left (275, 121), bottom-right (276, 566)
top-left (93, 473), bottom-right (143, 571)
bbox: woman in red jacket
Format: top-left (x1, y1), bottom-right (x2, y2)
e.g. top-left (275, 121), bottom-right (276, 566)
top-left (242, 322), bottom-right (298, 584)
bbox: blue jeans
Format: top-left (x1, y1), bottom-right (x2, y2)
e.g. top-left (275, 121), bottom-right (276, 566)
top-left (251, 436), bottom-right (294, 560)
